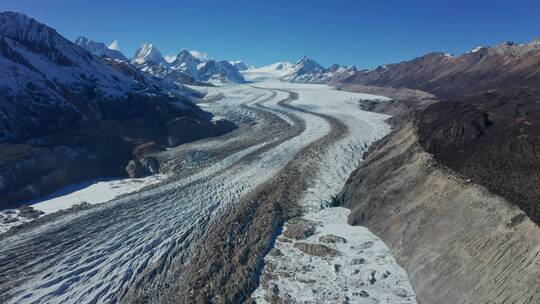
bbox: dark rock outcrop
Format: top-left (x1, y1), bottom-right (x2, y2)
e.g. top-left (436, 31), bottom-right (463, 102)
top-left (126, 157), bottom-right (160, 178)
top-left (282, 217), bottom-right (319, 240)
top-left (415, 88), bottom-right (540, 224)
top-left (166, 117), bottom-right (236, 147)
top-left (293, 242), bottom-right (341, 257)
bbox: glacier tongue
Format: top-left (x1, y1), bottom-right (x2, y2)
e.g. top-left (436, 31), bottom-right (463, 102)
top-left (250, 79), bottom-right (416, 303)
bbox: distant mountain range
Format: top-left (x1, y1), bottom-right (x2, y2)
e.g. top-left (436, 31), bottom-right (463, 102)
top-left (339, 39), bottom-right (540, 98)
top-left (229, 60), bottom-right (253, 71)
top-left (77, 37), bottom-right (247, 85)
top-left (252, 56), bottom-right (357, 83)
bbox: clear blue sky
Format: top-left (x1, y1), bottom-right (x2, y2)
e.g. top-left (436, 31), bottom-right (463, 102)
top-left (2, 0), bottom-right (539, 68)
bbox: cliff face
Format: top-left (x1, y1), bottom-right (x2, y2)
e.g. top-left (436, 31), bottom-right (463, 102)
top-left (337, 122), bottom-right (540, 303)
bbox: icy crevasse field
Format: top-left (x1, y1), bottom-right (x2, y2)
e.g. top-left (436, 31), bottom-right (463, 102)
top-left (0, 81), bottom-right (328, 303)
top-left (0, 67), bottom-right (415, 304)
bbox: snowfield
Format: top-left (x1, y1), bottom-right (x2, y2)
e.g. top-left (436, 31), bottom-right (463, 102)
top-left (0, 66), bottom-right (415, 303)
top-left (30, 175), bottom-right (166, 214)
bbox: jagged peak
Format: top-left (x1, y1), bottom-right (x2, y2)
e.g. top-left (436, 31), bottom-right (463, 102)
top-left (496, 41), bottom-right (516, 48)
top-left (108, 40), bottom-right (120, 51)
top-left (75, 36), bottom-right (127, 61)
top-left (75, 36), bottom-right (90, 45)
top-left (132, 43), bottom-right (165, 65)
top-left (176, 48), bottom-right (198, 61)
top-left (467, 46), bottom-right (486, 54)
top-left (294, 55), bottom-right (324, 71)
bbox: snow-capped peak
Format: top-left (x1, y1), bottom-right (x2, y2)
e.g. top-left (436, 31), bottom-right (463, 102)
top-left (132, 43), bottom-right (165, 65)
top-left (164, 54), bottom-right (177, 63)
top-left (189, 50), bottom-right (208, 60)
top-left (170, 49), bottom-right (202, 74)
top-left (229, 60), bottom-right (253, 71)
top-left (272, 61), bottom-right (294, 70)
top-left (294, 56), bottom-right (325, 72)
top-left (176, 49), bottom-right (200, 63)
top-left (75, 36), bottom-right (127, 61)
top-left (468, 46), bottom-right (485, 54)
top-left (108, 40), bottom-right (120, 51)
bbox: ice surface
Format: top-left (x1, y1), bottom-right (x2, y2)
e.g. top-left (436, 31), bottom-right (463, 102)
top-left (250, 69), bottom-right (416, 303)
top-left (0, 67), bottom-right (415, 303)
top-left (30, 175), bottom-right (165, 214)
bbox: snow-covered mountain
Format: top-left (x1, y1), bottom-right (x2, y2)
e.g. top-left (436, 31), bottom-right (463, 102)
top-left (108, 40), bottom-right (120, 51)
top-left (282, 56), bottom-right (357, 83)
top-left (248, 57), bottom-right (357, 83)
top-left (131, 45), bottom-right (246, 84)
top-left (0, 12), bottom-right (239, 208)
top-left (75, 36), bottom-right (127, 61)
top-left (171, 49), bottom-right (202, 76)
top-left (131, 43), bottom-right (170, 76)
top-left (281, 56), bottom-right (325, 81)
top-left (0, 12), bottom-right (200, 141)
top-left (229, 60), bottom-right (253, 71)
top-left (197, 60), bottom-right (246, 83)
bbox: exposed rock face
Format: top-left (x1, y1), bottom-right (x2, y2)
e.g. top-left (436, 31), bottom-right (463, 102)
top-left (132, 142), bottom-right (164, 159)
top-left (340, 39), bottom-right (540, 98)
top-left (293, 242), bottom-right (341, 257)
top-left (196, 60), bottom-right (246, 83)
top-left (318, 234), bottom-right (347, 244)
top-left (415, 88), bottom-right (540, 224)
top-left (337, 122), bottom-right (540, 304)
top-left (126, 157), bottom-right (160, 178)
top-left (282, 217), bottom-right (319, 240)
top-left (167, 117), bottom-right (237, 147)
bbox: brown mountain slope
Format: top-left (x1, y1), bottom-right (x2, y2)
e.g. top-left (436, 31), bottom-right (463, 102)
top-left (336, 39), bottom-right (540, 302)
top-left (416, 87), bottom-right (540, 224)
top-left (337, 121), bottom-right (540, 304)
top-left (341, 39), bottom-right (540, 98)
